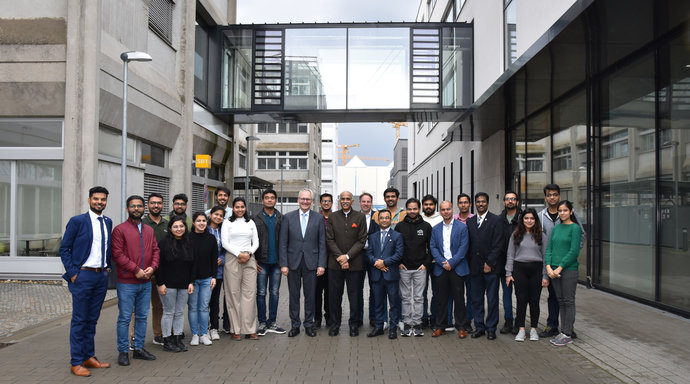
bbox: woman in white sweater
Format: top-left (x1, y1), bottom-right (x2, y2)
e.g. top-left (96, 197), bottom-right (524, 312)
top-left (221, 197), bottom-right (259, 340)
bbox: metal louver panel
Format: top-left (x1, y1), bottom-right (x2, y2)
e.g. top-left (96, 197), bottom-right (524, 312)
top-left (143, 174), bottom-right (170, 215)
top-left (192, 183), bottom-right (205, 214)
top-left (149, 0), bottom-right (174, 43)
top-left (412, 28), bottom-right (440, 105)
top-left (254, 29), bottom-right (284, 106)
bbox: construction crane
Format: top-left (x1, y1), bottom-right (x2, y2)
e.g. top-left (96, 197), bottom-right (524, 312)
top-left (391, 122), bottom-right (408, 142)
top-left (338, 144), bottom-right (360, 165)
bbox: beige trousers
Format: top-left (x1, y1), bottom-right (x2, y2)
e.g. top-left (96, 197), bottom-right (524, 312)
top-left (224, 254), bottom-right (258, 335)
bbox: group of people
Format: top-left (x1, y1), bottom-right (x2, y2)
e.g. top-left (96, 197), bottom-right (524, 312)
top-left (59, 183), bottom-right (584, 377)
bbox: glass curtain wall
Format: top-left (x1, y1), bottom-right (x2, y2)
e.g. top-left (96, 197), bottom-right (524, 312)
top-left (222, 29), bottom-right (252, 109)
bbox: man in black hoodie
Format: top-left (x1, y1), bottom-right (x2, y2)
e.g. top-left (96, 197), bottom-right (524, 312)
top-left (394, 198), bottom-right (432, 337)
top-left (498, 191), bottom-right (521, 335)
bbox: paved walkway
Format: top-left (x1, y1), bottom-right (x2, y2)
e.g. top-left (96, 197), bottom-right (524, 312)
top-left (0, 279), bottom-right (688, 383)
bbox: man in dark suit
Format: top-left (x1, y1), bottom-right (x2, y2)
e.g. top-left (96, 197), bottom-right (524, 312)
top-left (279, 189), bottom-right (327, 337)
top-left (466, 192), bottom-right (504, 340)
top-left (59, 186), bottom-right (113, 377)
top-left (364, 209), bottom-right (403, 339)
top-left (429, 201), bottom-right (470, 339)
top-left (325, 190), bottom-right (368, 337)
top-left (358, 192), bottom-right (379, 328)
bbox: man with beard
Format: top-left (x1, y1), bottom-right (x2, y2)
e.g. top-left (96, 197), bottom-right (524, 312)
top-left (206, 186), bottom-right (232, 219)
top-left (164, 193), bottom-right (192, 230)
top-left (372, 187), bottom-right (406, 225)
top-left (315, 193), bottom-right (333, 329)
top-left (420, 195), bottom-right (443, 329)
top-left (358, 192), bottom-right (379, 328)
top-left (499, 191), bottom-right (521, 335)
top-left (140, 193), bottom-right (168, 346)
top-left (112, 195), bottom-right (160, 366)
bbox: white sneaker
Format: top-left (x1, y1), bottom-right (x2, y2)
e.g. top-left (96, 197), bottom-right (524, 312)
top-left (383, 322), bottom-right (388, 330)
top-left (190, 334), bottom-right (199, 346)
top-left (529, 328), bottom-right (539, 341)
top-left (199, 334), bottom-right (213, 345)
top-left (445, 326), bottom-right (455, 332)
top-left (515, 329), bottom-right (526, 342)
top-left (209, 329), bottom-right (220, 340)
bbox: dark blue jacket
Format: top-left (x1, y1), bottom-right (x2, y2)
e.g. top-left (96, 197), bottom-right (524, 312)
top-left (59, 212), bottom-right (113, 282)
top-left (365, 229), bottom-right (403, 281)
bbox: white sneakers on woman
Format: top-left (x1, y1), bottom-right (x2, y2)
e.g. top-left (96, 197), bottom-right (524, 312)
top-left (199, 334), bottom-right (213, 345)
top-left (515, 328), bottom-right (540, 341)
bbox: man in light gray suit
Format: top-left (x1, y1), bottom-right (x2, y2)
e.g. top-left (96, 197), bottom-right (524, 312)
top-left (279, 189), bottom-right (327, 337)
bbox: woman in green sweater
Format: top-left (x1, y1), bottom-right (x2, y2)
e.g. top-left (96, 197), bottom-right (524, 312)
top-left (544, 200), bottom-right (581, 347)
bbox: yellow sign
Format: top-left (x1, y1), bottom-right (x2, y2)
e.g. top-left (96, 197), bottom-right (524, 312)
top-left (195, 154), bottom-right (211, 169)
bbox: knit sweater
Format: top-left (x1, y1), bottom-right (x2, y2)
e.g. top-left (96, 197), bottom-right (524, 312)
top-left (544, 223), bottom-right (581, 271)
top-left (190, 231), bottom-right (218, 280)
top-left (156, 239), bottom-right (194, 289)
top-left (505, 234), bottom-right (547, 279)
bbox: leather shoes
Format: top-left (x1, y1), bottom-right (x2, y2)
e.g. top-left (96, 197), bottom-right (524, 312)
top-left (388, 329), bottom-right (397, 339)
top-left (432, 328), bottom-right (445, 337)
top-left (288, 328), bottom-right (300, 337)
top-left (248, 333), bottom-right (259, 340)
top-left (231, 333), bottom-right (242, 341)
top-left (133, 348), bottom-right (156, 360)
top-left (500, 319), bottom-right (513, 334)
top-left (487, 331), bottom-right (497, 340)
top-left (349, 326), bottom-right (359, 337)
top-left (305, 327), bottom-right (316, 337)
top-left (328, 327), bottom-right (339, 336)
top-left (367, 328), bottom-right (384, 337)
top-left (83, 356), bottom-right (110, 368)
top-left (70, 365), bottom-right (91, 377)
top-left (118, 352), bottom-right (130, 366)
top-left (471, 330), bottom-right (486, 338)
top-left (458, 330), bottom-right (468, 339)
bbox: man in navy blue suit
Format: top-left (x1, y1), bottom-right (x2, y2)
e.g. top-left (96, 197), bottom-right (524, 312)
top-left (429, 201), bottom-right (470, 339)
top-left (59, 186), bottom-right (113, 377)
top-left (365, 209), bottom-right (403, 339)
top-left (466, 192), bottom-right (504, 340)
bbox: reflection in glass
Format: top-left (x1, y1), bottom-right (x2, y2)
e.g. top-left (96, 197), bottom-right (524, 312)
top-left (598, 54), bottom-right (655, 300)
top-left (0, 119), bottom-right (63, 147)
top-left (222, 29), bottom-right (252, 109)
top-left (442, 27), bottom-right (472, 108)
top-left (0, 161), bottom-right (9, 255)
top-left (15, 161), bottom-right (62, 256)
top-left (511, 123), bottom-right (526, 205)
top-left (348, 28), bottom-right (410, 109)
top-left (524, 109), bottom-right (549, 208)
top-left (284, 29), bottom-right (346, 110)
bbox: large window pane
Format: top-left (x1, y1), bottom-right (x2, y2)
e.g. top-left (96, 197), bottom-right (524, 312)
top-left (348, 28), bottom-right (410, 109)
top-left (442, 27), bottom-right (472, 108)
top-left (222, 29), bottom-right (252, 109)
top-left (284, 28), bottom-right (346, 110)
top-left (15, 161), bottom-right (62, 256)
top-left (524, 109), bottom-right (549, 207)
top-left (511, 123), bottom-right (526, 206)
top-left (0, 161), bottom-right (9, 255)
top-left (0, 119), bottom-right (62, 147)
top-left (598, 54), bottom-right (655, 300)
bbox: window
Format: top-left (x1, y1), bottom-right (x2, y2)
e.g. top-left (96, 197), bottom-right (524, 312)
top-left (98, 127), bottom-right (136, 162)
top-left (141, 142), bottom-right (166, 167)
top-left (553, 147), bottom-right (572, 171)
top-left (516, 154), bottom-right (544, 172)
top-left (149, 0), bottom-right (174, 44)
top-left (257, 151), bottom-right (308, 170)
top-left (0, 119), bottom-right (62, 147)
top-left (239, 146), bottom-right (247, 170)
top-left (602, 130), bottom-right (629, 160)
top-left (504, 0), bottom-right (517, 69)
top-left (258, 123), bottom-right (308, 134)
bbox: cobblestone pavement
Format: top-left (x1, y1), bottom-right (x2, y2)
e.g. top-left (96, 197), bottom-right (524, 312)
top-left (0, 279), bottom-right (688, 383)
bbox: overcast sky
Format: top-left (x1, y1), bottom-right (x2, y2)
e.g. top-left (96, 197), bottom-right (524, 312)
top-left (237, 0), bottom-right (419, 166)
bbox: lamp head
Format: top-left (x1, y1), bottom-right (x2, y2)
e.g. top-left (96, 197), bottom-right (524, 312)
top-left (120, 51), bottom-right (152, 62)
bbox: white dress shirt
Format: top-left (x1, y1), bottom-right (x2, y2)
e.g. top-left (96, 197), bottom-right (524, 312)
top-left (442, 220), bottom-right (453, 260)
top-left (83, 210), bottom-right (108, 268)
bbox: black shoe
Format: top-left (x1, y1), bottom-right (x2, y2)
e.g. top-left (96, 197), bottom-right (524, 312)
top-left (471, 330), bottom-right (485, 338)
top-left (388, 329), bottom-right (397, 339)
top-left (571, 330), bottom-right (577, 339)
top-left (464, 322), bottom-right (475, 334)
top-left (305, 327), bottom-right (316, 337)
top-left (367, 328), bottom-right (384, 337)
top-left (174, 335), bottom-right (187, 352)
top-left (152, 335), bottom-right (164, 346)
top-left (349, 326), bottom-right (359, 337)
top-left (118, 352), bottom-right (130, 366)
top-left (328, 327), bottom-right (339, 336)
top-left (314, 320), bottom-right (322, 329)
top-left (500, 319), bottom-right (513, 334)
top-left (133, 348), bottom-right (156, 361)
top-left (487, 331), bottom-right (497, 340)
top-left (288, 328), bottom-right (300, 337)
top-left (539, 326), bottom-right (559, 338)
top-left (512, 324), bottom-right (519, 335)
top-left (421, 318), bottom-right (430, 329)
top-left (163, 336), bottom-right (181, 352)
top-left (357, 320), bottom-right (364, 328)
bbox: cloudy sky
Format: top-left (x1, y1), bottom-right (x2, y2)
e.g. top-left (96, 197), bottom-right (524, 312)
top-left (236, 0), bottom-right (420, 166)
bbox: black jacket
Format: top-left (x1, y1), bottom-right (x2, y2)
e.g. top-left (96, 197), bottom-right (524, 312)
top-left (466, 212), bottom-right (505, 275)
top-left (253, 209), bottom-right (283, 264)
top-left (394, 214), bottom-right (432, 270)
top-left (499, 207), bottom-right (521, 274)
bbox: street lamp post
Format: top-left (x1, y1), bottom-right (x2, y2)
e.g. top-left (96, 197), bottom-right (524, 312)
top-left (245, 136), bottom-right (260, 207)
top-left (120, 51), bottom-right (152, 223)
top-left (280, 162), bottom-right (291, 212)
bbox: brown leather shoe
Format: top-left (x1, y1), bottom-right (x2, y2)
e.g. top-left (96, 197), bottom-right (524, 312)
top-left (231, 333), bottom-right (242, 341)
top-left (248, 333), bottom-right (259, 340)
top-left (432, 329), bottom-right (445, 337)
top-left (70, 365), bottom-right (91, 377)
top-left (458, 329), bottom-right (468, 339)
top-left (83, 356), bottom-right (110, 368)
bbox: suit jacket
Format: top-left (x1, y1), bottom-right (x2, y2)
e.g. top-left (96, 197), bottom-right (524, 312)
top-left (325, 209), bottom-right (368, 271)
top-left (466, 212), bottom-right (504, 275)
top-left (278, 209), bottom-right (327, 271)
top-left (365, 229), bottom-right (403, 281)
top-left (430, 220), bottom-right (470, 277)
top-left (59, 211), bottom-right (113, 282)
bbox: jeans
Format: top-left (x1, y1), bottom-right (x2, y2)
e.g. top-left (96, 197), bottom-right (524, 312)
top-left (257, 262), bottom-right (282, 325)
top-left (546, 280), bottom-right (560, 328)
top-left (188, 277), bottom-right (213, 336)
top-left (116, 282), bottom-right (151, 352)
top-left (399, 269), bottom-right (427, 326)
top-left (160, 287), bottom-right (188, 337)
top-left (551, 269), bottom-right (578, 335)
top-left (500, 273), bottom-right (514, 320)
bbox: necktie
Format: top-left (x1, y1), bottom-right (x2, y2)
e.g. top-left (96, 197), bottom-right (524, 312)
top-left (301, 212), bottom-right (307, 237)
top-left (477, 216), bottom-right (483, 228)
top-left (98, 217), bottom-right (106, 268)
top-left (380, 230), bottom-right (387, 249)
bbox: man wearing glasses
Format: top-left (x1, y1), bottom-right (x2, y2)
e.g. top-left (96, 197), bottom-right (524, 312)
top-left (315, 193), bottom-right (333, 329)
top-left (498, 191), bottom-right (521, 335)
top-left (164, 193), bottom-right (192, 231)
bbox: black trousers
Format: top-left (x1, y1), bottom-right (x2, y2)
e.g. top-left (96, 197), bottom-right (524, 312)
top-left (328, 268), bottom-right (361, 329)
top-left (435, 269), bottom-right (467, 330)
top-left (287, 258), bottom-right (317, 329)
top-left (315, 270), bottom-right (329, 326)
top-left (210, 278), bottom-right (230, 330)
top-left (513, 261), bottom-right (543, 328)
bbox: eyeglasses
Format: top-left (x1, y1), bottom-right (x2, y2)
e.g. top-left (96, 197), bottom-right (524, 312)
top-left (504, 197), bottom-right (517, 201)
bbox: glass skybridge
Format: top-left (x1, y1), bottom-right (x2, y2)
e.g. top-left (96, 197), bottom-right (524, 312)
top-left (204, 22), bottom-right (472, 123)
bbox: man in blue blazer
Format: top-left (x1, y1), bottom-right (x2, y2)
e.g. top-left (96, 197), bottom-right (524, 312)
top-left (365, 209), bottom-right (403, 339)
top-left (59, 186), bottom-right (113, 377)
top-left (279, 189), bottom-right (327, 337)
top-left (429, 201), bottom-right (470, 339)
top-left (466, 192), bottom-right (504, 340)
